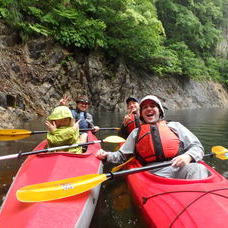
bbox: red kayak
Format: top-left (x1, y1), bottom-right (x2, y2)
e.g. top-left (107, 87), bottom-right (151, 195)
top-left (126, 160), bottom-right (228, 228)
top-left (0, 131), bottom-right (103, 228)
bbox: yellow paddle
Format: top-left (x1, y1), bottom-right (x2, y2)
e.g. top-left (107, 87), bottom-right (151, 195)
top-left (16, 147), bottom-right (228, 202)
top-left (0, 136), bottom-right (125, 161)
top-left (0, 128), bottom-right (121, 141)
top-left (211, 146), bottom-right (228, 160)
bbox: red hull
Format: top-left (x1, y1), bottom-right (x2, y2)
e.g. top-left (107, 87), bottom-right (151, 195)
top-left (127, 160), bottom-right (228, 228)
top-left (0, 132), bottom-right (103, 228)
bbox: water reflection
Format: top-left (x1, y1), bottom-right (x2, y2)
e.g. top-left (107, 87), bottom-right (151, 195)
top-left (0, 118), bottom-right (46, 205)
top-left (0, 108), bottom-right (228, 227)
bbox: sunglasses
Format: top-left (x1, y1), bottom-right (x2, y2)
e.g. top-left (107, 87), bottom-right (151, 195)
top-left (78, 101), bottom-right (89, 105)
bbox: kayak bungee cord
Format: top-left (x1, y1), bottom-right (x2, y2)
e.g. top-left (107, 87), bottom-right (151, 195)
top-left (141, 188), bottom-right (228, 228)
top-left (169, 188), bottom-right (228, 228)
top-left (142, 188), bottom-right (228, 204)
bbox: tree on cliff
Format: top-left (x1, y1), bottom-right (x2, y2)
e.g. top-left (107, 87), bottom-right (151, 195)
top-left (0, 0), bottom-right (227, 84)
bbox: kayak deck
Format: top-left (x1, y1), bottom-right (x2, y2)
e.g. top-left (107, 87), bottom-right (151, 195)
top-left (127, 160), bottom-right (228, 228)
top-left (0, 131), bottom-right (103, 228)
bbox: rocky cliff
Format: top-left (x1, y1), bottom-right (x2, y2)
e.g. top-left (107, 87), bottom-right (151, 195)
top-left (0, 21), bottom-right (228, 128)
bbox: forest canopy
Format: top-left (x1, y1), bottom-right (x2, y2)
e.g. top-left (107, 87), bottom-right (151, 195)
top-left (0, 0), bottom-right (227, 84)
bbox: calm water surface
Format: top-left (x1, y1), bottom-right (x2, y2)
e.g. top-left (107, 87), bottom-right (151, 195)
top-left (0, 108), bottom-right (228, 227)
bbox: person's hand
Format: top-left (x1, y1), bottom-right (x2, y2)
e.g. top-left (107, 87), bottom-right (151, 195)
top-left (123, 110), bottom-right (133, 126)
top-left (45, 120), bottom-right (57, 132)
top-left (93, 126), bottom-right (100, 132)
top-left (96, 149), bottom-right (108, 160)
top-left (74, 120), bottom-right (80, 129)
top-left (59, 95), bottom-right (71, 106)
top-left (171, 154), bottom-right (192, 167)
top-left (73, 120), bottom-right (80, 130)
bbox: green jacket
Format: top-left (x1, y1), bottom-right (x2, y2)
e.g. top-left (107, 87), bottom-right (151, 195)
top-left (47, 126), bottom-right (82, 154)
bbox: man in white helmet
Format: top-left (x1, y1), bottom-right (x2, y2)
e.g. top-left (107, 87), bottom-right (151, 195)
top-left (96, 95), bottom-right (208, 179)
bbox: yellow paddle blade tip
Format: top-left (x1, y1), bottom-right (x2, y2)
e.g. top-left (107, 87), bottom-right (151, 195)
top-left (212, 146), bottom-right (228, 160)
top-left (215, 154), bottom-right (228, 160)
top-left (16, 174), bottom-right (108, 202)
top-left (103, 136), bottom-right (125, 143)
top-left (211, 146), bottom-right (228, 153)
top-left (0, 129), bottom-right (31, 141)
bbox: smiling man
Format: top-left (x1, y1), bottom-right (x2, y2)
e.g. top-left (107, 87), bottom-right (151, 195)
top-left (96, 95), bottom-right (209, 180)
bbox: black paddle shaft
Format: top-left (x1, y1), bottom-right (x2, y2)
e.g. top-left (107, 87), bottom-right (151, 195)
top-left (107, 161), bottom-right (173, 179)
top-left (107, 153), bottom-right (215, 179)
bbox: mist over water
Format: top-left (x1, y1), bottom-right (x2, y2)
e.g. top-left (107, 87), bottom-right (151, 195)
top-left (0, 108), bottom-right (228, 227)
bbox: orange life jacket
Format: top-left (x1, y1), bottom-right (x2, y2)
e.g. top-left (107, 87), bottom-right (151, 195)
top-left (135, 121), bottom-right (182, 163)
top-left (125, 114), bottom-right (140, 135)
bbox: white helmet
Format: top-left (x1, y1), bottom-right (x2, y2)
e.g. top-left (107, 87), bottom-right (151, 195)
top-left (140, 95), bottom-right (165, 118)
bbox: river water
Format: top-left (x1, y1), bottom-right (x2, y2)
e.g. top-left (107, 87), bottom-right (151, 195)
top-left (0, 108), bottom-right (228, 227)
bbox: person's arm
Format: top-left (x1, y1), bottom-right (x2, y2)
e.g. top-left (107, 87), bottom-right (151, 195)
top-left (168, 121), bottom-right (204, 166)
top-left (96, 128), bottom-right (138, 163)
top-left (47, 127), bottom-right (78, 146)
top-left (86, 112), bottom-right (100, 131)
top-left (86, 112), bottom-right (94, 128)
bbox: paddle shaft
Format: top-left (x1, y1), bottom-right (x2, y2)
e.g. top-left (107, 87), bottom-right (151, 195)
top-left (32, 128), bottom-right (120, 133)
top-left (107, 161), bottom-right (173, 178)
top-left (0, 140), bottom-right (103, 161)
top-left (29, 131), bottom-right (47, 135)
top-left (0, 128), bottom-right (119, 136)
top-left (80, 127), bottom-right (120, 132)
top-left (108, 153), bottom-right (214, 178)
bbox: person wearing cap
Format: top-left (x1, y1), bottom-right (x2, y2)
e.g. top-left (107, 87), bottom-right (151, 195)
top-left (59, 95), bottom-right (100, 132)
top-left (96, 95), bottom-right (208, 179)
top-left (118, 97), bottom-right (140, 139)
top-left (45, 106), bottom-right (82, 154)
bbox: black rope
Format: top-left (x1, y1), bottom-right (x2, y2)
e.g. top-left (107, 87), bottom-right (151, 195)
top-left (170, 188), bottom-right (228, 227)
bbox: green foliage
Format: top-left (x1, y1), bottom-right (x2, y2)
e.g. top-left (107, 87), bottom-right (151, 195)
top-left (168, 42), bottom-right (210, 79)
top-left (149, 47), bottom-right (182, 76)
top-left (92, 0), bottom-right (164, 64)
top-left (155, 0), bottom-right (222, 54)
top-left (218, 59), bottom-right (228, 84)
top-left (0, 7), bottom-right (9, 18)
top-left (0, 0), bottom-right (227, 83)
top-left (28, 24), bottom-right (50, 36)
top-left (150, 42), bottom-right (210, 79)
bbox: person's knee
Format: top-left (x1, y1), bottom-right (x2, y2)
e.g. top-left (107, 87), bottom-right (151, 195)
top-left (186, 163), bottom-right (209, 179)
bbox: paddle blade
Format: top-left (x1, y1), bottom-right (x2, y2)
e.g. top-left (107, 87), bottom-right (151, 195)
top-left (0, 129), bottom-right (31, 135)
top-left (16, 174), bottom-right (108, 202)
top-left (211, 146), bottom-right (228, 160)
top-left (0, 129), bottom-right (31, 141)
top-left (111, 157), bottom-right (135, 172)
top-left (0, 134), bottom-right (31, 141)
top-left (103, 136), bottom-right (125, 144)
